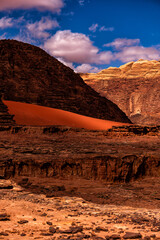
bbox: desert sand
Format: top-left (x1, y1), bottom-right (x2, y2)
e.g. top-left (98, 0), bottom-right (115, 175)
top-left (4, 100), bottom-right (128, 130)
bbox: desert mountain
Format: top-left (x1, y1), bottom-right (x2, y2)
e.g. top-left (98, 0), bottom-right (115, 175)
top-left (81, 59), bottom-right (160, 125)
top-left (0, 40), bottom-right (130, 124)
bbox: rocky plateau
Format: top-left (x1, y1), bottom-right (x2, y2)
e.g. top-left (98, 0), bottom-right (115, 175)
top-left (81, 59), bottom-right (160, 125)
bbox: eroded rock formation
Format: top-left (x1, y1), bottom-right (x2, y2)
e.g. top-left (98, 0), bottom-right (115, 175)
top-left (0, 125), bottom-right (159, 182)
top-left (81, 59), bottom-right (160, 124)
top-left (0, 96), bottom-right (15, 125)
top-left (0, 39), bottom-right (130, 123)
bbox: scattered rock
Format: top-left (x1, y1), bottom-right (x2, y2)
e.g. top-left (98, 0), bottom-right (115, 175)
top-left (70, 226), bottom-right (83, 234)
top-left (123, 232), bottom-right (142, 239)
top-left (46, 221), bottom-right (52, 225)
top-left (20, 233), bottom-right (26, 236)
top-left (150, 234), bottom-right (156, 238)
top-left (0, 213), bottom-right (10, 221)
top-left (143, 237), bottom-right (151, 240)
top-left (41, 213), bottom-right (47, 216)
top-left (83, 234), bottom-right (91, 238)
top-left (40, 232), bottom-right (53, 236)
top-left (17, 220), bottom-right (29, 224)
top-left (110, 234), bottom-right (121, 239)
top-left (95, 226), bottom-right (108, 232)
top-left (60, 229), bottom-right (72, 234)
top-left (0, 232), bottom-right (9, 236)
top-left (49, 227), bottom-right (56, 234)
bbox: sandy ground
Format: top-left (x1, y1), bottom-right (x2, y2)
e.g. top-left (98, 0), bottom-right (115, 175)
top-left (4, 100), bottom-right (128, 130)
top-left (1, 179), bottom-right (160, 240)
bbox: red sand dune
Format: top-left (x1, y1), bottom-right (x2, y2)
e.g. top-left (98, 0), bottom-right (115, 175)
top-left (4, 100), bottom-right (129, 130)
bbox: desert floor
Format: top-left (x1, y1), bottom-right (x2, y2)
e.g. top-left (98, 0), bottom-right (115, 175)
top-left (0, 126), bottom-right (160, 239)
top-left (1, 178), bottom-right (160, 240)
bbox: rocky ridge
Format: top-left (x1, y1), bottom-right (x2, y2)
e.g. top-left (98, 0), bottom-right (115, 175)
top-left (0, 39), bottom-right (130, 123)
top-left (81, 59), bottom-right (160, 124)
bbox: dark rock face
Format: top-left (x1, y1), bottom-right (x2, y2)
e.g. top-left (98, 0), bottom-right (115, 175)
top-left (2, 154), bottom-right (160, 183)
top-left (0, 96), bottom-right (15, 125)
top-left (0, 39), bottom-right (130, 123)
top-left (0, 125), bottom-right (159, 183)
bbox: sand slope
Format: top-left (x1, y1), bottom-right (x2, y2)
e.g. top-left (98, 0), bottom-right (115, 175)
top-left (4, 100), bottom-right (129, 130)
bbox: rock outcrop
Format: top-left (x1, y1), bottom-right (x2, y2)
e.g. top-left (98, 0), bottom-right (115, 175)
top-left (0, 96), bottom-right (15, 125)
top-left (0, 39), bottom-right (131, 124)
top-left (81, 59), bottom-right (160, 124)
top-left (0, 125), bottom-right (159, 182)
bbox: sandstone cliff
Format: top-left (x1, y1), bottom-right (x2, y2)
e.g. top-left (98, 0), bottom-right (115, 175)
top-left (0, 40), bottom-right (131, 123)
top-left (81, 59), bottom-right (160, 124)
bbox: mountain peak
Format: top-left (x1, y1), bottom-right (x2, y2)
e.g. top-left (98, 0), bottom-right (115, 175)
top-left (0, 39), bottom-right (131, 124)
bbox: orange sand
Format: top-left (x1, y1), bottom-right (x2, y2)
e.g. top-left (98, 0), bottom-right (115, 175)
top-left (4, 100), bottom-right (129, 130)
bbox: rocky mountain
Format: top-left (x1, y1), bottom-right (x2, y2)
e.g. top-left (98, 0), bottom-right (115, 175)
top-left (81, 59), bottom-right (160, 125)
top-left (0, 39), bottom-right (130, 124)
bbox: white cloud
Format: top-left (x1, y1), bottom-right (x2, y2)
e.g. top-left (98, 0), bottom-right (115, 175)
top-left (0, 16), bottom-right (24, 30)
top-left (57, 58), bottom-right (75, 69)
top-left (105, 38), bottom-right (140, 49)
top-left (89, 23), bottom-right (99, 33)
top-left (79, 0), bottom-right (85, 6)
top-left (115, 46), bottom-right (160, 62)
top-left (75, 64), bottom-right (100, 73)
top-left (44, 30), bottom-right (113, 64)
top-left (103, 38), bottom-right (160, 63)
top-left (0, 32), bottom-right (7, 39)
top-left (0, 17), bottom-right (13, 28)
top-left (99, 26), bottom-right (114, 32)
top-left (27, 17), bottom-right (59, 39)
top-left (0, 0), bottom-right (64, 12)
top-left (89, 24), bottom-right (114, 33)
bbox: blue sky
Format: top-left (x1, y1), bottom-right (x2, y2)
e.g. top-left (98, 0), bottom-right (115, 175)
top-left (0, 0), bottom-right (160, 72)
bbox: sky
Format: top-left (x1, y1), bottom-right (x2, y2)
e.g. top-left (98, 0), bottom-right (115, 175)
top-left (0, 0), bottom-right (160, 73)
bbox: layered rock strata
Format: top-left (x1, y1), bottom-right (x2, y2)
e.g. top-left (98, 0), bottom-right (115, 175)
top-left (81, 59), bottom-right (160, 124)
top-left (0, 125), bottom-right (159, 183)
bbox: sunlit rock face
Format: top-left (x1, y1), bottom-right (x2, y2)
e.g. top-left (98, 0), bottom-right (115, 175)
top-left (81, 59), bottom-right (160, 125)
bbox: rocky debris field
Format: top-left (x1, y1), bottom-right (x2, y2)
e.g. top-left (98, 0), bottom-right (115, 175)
top-left (0, 179), bottom-right (160, 240)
